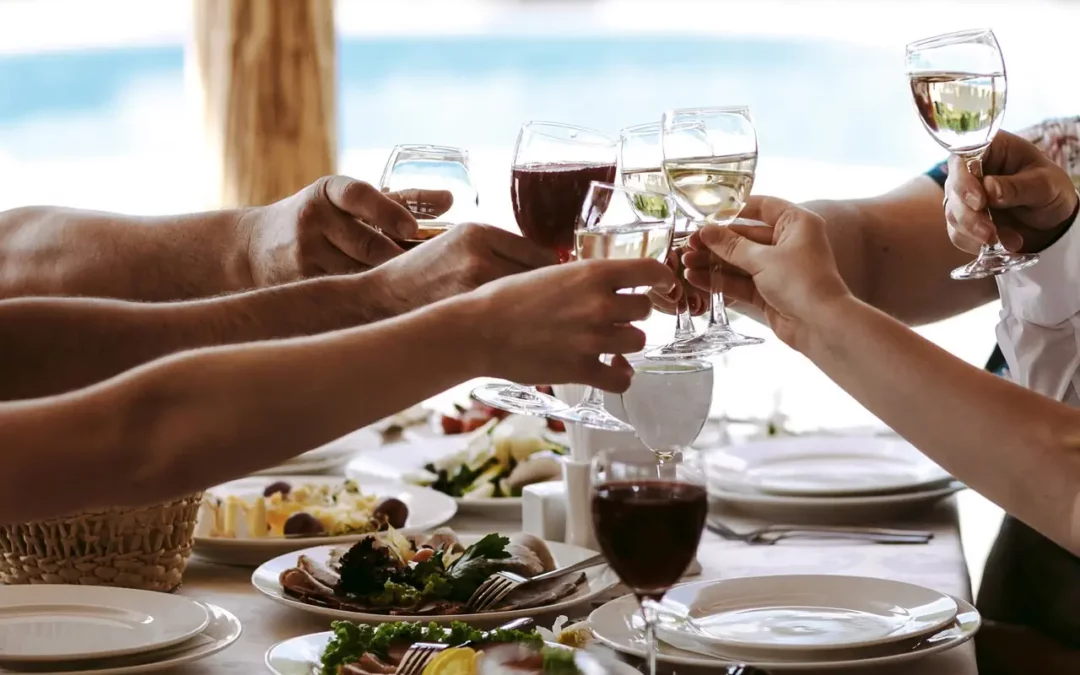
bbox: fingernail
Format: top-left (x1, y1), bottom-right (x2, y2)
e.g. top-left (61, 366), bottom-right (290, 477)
top-left (962, 192), bottom-right (982, 211)
top-left (985, 178), bottom-right (1002, 202)
top-left (973, 223), bottom-right (993, 241)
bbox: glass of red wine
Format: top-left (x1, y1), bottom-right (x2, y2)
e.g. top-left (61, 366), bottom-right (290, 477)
top-left (378, 144), bottom-right (477, 249)
top-left (592, 447), bottom-right (708, 675)
top-left (472, 122), bottom-right (618, 417)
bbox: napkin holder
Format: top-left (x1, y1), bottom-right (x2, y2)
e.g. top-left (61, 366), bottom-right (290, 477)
top-left (521, 481), bottom-right (567, 542)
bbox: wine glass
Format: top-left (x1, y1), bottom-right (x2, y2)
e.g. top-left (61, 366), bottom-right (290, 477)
top-left (620, 121), bottom-right (721, 360)
top-left (547, 182), bottom-right (676, 432)
top-left (661, 106), bottom-right (764, 354)
top-left (378, 144), bottom-right (478, 248)
top-left (905, 29), bottom-right (1038, 279)
top-left (472, 122), bottom-right (618, 416)
top-left (621, 358), bottom-right (714, 461)
top-left (591, 446), bottom-right (708, 675)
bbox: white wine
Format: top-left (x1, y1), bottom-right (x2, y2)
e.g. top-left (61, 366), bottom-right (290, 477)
top-left (575, 224), bottom-right (672, 264)
top-left (909, 70), bottom-right (1006, 155)
top-left (663, 152), bottom-right (757, 224)
top-left (621, 168), bottom-right (672, 220)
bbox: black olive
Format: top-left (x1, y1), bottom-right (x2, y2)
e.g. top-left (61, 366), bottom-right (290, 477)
top-left (263, 481), bottom-right (291, 498)
top-left (372, 497), bottom-right (409, 529)
top-left (283, 512), bottom-right (324, 536)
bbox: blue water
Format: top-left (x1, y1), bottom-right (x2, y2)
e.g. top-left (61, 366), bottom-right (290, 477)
top-left (0, 35), bottom-right (1053, 170)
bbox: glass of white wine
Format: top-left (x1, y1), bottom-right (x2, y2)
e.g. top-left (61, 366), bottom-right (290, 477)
top-left (620, 122), bottom-right (711, 360)
top-left (660, 105), bottom-right (764, 354)
top-left (905, 29), bottom-right (1038, 279)
top-left (621, 357), bottom-right (714, 461)
top-left (378, 144), bottom-right (478, 248)
top-left (548, 181), bottom-right (675, 432)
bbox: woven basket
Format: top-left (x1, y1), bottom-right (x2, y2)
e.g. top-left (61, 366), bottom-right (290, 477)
top-left (0, 493), bottom-right (202, 592)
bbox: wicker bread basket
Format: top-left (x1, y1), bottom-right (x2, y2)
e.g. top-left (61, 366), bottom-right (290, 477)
top-left (0, 493), bottom-right (202, 592)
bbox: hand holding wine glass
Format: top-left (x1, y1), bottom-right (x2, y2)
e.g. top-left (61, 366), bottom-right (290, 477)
top-left (378, 144), bottom-right (476, 248)
top-left (906, 28), bottom-right (1038, 279)
top-left (943, 130), bottom-right (1079, 255)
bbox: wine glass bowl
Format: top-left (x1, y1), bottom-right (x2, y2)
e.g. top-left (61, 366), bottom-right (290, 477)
top-left (904, 29), bottom-right (1038, 279)
top-left (511, 122), bottom-right (618, 261)
top-left (621, 358), bottom-right (714, 458)
top-left (378, 144), bottom-right (478, 247)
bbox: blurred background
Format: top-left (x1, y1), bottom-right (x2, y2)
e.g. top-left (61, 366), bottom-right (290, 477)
top-left (1, 0), bottom-right (1075, 586)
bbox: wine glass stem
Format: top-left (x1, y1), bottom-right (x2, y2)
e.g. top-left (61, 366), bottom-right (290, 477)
top-left (708, 290), bottom-right (732, 330)
top-left (641, 598), bottom-right (660, 675)
top-left (673, 296), bottom-right (696, 341)
top-left (964, 155), bottom-right (1006, 254)
top-left (579, 384), bottom-right (605, 409)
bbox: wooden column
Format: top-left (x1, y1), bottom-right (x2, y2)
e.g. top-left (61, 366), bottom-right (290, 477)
top-left (192, 0), bottom-right (337, 208)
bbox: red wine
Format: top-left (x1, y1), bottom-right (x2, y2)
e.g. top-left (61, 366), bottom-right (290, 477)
top-left (510, 162), bottom-right (616, 261)
top-left (592, 480), bottom-right (708, 599)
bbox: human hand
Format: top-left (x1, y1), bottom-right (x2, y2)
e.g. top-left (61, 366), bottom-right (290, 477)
top-left (467, 258), bottom-right (676, 392)
top-left (243, 175), bottom-right (453, 286)
top-left (374, 223), bottom-right (558, 310)
top-left (945, 130), bottom-right (1079, 254)
top-left (683, 196), bottom-right (852, 348)
top-left (648, 247), bottom-right (709, 316)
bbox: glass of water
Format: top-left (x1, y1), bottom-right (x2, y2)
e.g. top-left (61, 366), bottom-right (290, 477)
top-left (621, 358), bottom-right (714, 463)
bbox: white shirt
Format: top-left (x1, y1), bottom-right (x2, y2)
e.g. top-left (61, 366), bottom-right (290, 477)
top-left (996, 199), bottom-right (1080, 406)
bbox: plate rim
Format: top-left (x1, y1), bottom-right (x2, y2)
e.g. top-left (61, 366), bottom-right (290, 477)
top-left (589, 590), bottom-right (980, 670)
top-left (250, 537), bottom-right (618, 624)
top-left (708, 481), bottom-right (966, 508)
top-left (194, 478), bottom-right (458, 549)
top-left (0, 586), bottom-right (210, 663)
top-left (660, 575), bottom-right (958, 652)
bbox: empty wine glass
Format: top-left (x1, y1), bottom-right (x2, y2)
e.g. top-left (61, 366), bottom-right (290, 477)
top-left (905, 29), bottom-right (1037, 279)
top-left (660, 106), bottom-right (764, 356)
top-left (471, 123), bottom-right (618, 417)
top-left (621, 358), bottom-right (714, 461)
top-left (379, 144), bottom-right (478, 247)
top-left (547, 182), bottom-right (675, 432)
top-left (591, 446), bottom-right (708, 675)
top-left (620, 122), bottom-right (707, 359)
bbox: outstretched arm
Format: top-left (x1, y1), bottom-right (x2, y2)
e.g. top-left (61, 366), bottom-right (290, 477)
top-left (0, 257), bottom-right (671, 524)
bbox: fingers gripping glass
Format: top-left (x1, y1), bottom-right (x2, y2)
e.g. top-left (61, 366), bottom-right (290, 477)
top-left (472, 123), bottom-right (618, 417)
top-left (657, 105), bottom-right (764, 357)
top-left (547, 182), bottom-right (676, 432)
top-left (378, 144), bottom-right (478, 248)
top-left (905, 29), bottom-right (1038, 279)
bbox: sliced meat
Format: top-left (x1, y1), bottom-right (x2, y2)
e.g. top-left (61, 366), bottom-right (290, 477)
top-left (491, 543), bottom-right (546, 577)
top-left (297, 554), bottom-right (342, 588)
top-left (498, 572), bottom-right (586, 611)
top-left (279, 568), bottom-right (336, 598)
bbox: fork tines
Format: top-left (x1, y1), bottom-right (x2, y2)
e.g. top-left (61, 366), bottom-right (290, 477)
top-left (467, 570), bottom-right (530, 612)
top-left (396, 642), bottom-right (447, 675)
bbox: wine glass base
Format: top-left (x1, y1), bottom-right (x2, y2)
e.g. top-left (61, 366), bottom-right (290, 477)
top-left (549, 404), bottom-right (635, 432)
top-left (645, 339), bottom-right (730, 360)
top-left (665, 328), bottom-right (763, 357)
top-left (950, 251), bottom-right (1039, 280)
top-left (470, 383), bottom-right (568, 416)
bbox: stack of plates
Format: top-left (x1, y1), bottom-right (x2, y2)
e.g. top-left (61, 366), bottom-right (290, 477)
top-left (0, 586), bottom-right (241, 674)
top-left (705, 435), bottom-right (965, 523)
top-left (590, 575), bottom-right (980, 670)
top-left (253, 427), bottom-right (381, 476)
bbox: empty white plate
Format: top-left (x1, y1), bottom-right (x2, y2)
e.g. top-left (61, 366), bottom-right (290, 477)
top-left (659, 575), bottom-right (957, 655)
top-left (707, 436), bottom-right (952, 497)
top-left (0, 586), bottom-right (209, 662)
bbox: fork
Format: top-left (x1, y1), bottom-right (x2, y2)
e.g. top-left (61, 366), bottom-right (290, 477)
top-left (466, 553), bottom-right (608, 612)
top-left (707, 519), bottom-right (933, 545)
top-left (396, 617), bottom-right (534, 675)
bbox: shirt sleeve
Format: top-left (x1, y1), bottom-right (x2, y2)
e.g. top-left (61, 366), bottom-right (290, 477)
top-left (924, 160), bottom-right (948, 189)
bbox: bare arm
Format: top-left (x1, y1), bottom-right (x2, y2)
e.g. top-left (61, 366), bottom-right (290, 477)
top-left (0, 269), bottom-right (402, 401)
top-left (0, 206), bottom-right (253, 301)
top-left (802, 176), bottom-right (998, 325)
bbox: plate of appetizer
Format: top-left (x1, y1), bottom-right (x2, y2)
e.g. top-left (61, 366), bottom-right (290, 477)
top-left (347, 412), bottom-right (568, 518)
top-left (194, 476), bottom-right (457, 566)
top-left (265, 618), bottom-right (639, 675)
top-left (252, 529), bottom-right (618, 626)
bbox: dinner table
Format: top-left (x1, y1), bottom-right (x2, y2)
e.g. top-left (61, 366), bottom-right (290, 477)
top-left (169, 495), bottom-right (976, 674)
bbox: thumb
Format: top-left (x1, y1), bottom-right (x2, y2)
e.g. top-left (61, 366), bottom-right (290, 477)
top-left (985, 168), bottom-right (1058, 209)
top-left (698, 225), bottom-right (768, 275)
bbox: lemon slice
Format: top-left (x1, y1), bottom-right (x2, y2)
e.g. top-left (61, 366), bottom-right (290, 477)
top-left (422, 647), bottom-right (477, 675)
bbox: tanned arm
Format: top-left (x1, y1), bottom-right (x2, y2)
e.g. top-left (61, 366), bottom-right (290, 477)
top-left (0, 267), bottom-right (403, 401)
top-left (803, 176), bottom-right (998, 325)
top-left (0, 206), bottom-right (253, 301)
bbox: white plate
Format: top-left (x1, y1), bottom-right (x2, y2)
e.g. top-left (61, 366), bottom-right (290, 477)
top-left (0, 602), bottom-right (242, 675)
top-left (345, 435), bottom-right (524, 519)
top-left (251, 536), bottom-right (619, 627)
top-left (0, 586), bottom-right (209, 662)
top-left (707, 436), bottom-right (953, 497)
top-left (265, 632), bottom-right (641, 675)
top-left (194, 477), bottom-right (457, 566)
top-left (590, 591), bottom-right (980, 671)
top-left (708, 481), bottom-right (965, 525)
top-left (254, 427), bottom-right (381, 476)
top-left (658, 576), bottom-right (956, 654)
